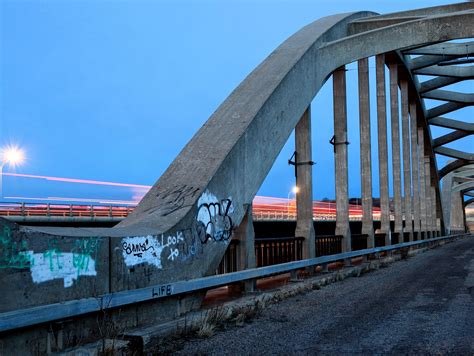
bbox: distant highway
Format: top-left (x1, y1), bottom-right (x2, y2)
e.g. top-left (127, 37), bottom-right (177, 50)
top-left (0, 196), bottom-right (382, 223)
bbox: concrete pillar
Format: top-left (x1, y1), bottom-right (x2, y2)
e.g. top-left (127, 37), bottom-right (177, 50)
top-left (295, 107), bottom-right (316, 259)
top-left (233, 204), bottom-right (256, 291)
top-left (424, 156), bottom-right (433, 237)
top-left (409, 103), bottom-right (421, 239)
top-left (358, 58), bottom-right (374, 248)
top-left (389, 63), bottom-right (403, 235)
top-left (450, 187), bottom-right (465, 233)
top-left (376, 54), bottom-right (391, 245)
top-left (333, 66), bottom-right (351, 252)
top-left (431, 184), bottom-right (439, 236)
top-left (441, 171), bottom-right (453, 234)
top-left (400, 80), bottom-right (413, 242)
top-left (418, 127), bottom-right (428, 238)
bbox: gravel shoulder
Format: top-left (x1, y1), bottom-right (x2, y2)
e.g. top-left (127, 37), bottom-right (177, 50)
top-left (176, 237), bottom-right (474, 355)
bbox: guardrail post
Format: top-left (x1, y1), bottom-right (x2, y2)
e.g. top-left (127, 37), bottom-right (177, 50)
top-left (333, 66), bottom-right (351, 253)
top-left (295, 105), bottom-right (316, 260)
top-left (46, 203), bottom-right (51, 216)
top-left (233, 204), bottom-right (256, 292)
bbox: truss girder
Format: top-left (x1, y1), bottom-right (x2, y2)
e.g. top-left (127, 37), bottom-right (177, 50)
top-left (422, 89), bottom-right (474, 104)
top-left (415, 65), bottom-right (474, 78)
top-left (434, 147), bottom-right (474, 161)
top-left (432, 130), bottom-right (471, 148)
top-left (404, 41), bottom-right (474, 56)
top-left (429, 117), bottom-right (474, 132)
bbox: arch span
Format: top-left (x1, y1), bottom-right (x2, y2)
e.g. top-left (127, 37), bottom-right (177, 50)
top-left (0, 2), bottom-right (473, 319)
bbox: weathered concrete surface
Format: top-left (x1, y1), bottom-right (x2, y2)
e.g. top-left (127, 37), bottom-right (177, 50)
top-left (389, 62), bottom-right (404, 234)
top-left (376, 54), bottom-right (391, 241)
top-left (401, 79), bottom-right (413, 241)
top-left (333, 67), bottom-right (351, 250)
top-left (358, 57), bottom-right (374, 247)
top-left (295, 107), bottom-right (316, 259)
top-left (178, 236), bottom-right (474, 355)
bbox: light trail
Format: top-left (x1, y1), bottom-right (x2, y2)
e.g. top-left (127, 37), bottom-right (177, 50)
top-left (2, 172), bottom-right (151, 189)
top-left (4, 196), bottom-right (139, 206)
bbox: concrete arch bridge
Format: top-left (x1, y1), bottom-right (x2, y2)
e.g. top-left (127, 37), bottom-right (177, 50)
top-left (0, 2), bottom-right (473, 353)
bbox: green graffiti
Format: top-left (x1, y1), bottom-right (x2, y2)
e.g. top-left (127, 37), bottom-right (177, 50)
top-left (0, 224), bottom-right (34, 269)
top-left (43, 239), bottom-right (63, 271)
top-left (72, 237), bottom-right (100, 276)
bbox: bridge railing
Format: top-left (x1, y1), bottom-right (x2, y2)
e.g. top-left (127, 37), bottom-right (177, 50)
top-left (0, 202), bottom-right (134, 218)
top-left (1, 233), bottom-right (468, 333)
top-left (0, 201), bottom-right (386, 221)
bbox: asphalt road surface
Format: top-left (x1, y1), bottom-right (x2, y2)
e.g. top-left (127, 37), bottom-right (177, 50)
top-left (178, 236), bottom-right (474, 355)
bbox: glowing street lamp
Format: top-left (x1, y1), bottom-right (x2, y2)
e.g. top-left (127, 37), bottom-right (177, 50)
top-left (0, 146), bottom-right (25, 199)
top-left (287, 185), bottom-right (299, 217)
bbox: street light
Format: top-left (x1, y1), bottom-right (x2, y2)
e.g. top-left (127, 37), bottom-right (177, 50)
top-left (287, 185), bottom-right (299, 217)
top-left (0, 146), bottom-right (25, 199)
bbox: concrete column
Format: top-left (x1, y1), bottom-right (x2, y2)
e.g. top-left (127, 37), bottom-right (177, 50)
top-left (233, 204), bottom-right (256, 291)
top-left (431, 184), bottom-right (439, 236)
top-left (409, 102), bottom-right (421, 239)
top-left (418, 127), bottom-right (428, 238)
top-left (450, 188), bottom-right (465, 233)
top-left (441, 171), bottom-right (453, 234)
top-left (333, 67), bottom-right (351, 252)
top-left (358, 58), bottom-right (374, 248)
top-left (376, 54), bottom-right (391, 245)
top-left (295, 107), bottom-right (316, 259)
top-left (400, 80), bottom-right (413, 242)
top-left (424, 156), bottom-right (433, 237)
top-left (389, 63), bottom-right (403, 235)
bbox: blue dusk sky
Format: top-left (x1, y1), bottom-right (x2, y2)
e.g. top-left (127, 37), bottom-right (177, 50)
top-left (0, 0), bottom-right (471, 204)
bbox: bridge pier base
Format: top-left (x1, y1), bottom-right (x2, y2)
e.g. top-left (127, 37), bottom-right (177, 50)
top-left (233, 204), bottom-right (256, 292)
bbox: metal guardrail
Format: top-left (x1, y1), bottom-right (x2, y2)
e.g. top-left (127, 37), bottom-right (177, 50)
top-left (0, 233), bottom-right (469, 333)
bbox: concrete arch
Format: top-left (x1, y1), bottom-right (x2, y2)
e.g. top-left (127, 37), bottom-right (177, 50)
top-left (123, 6), bottom-right (474, 236)
top-left (1, 3), bottom-right (473, 314)
top-left (439, 159), bottom-right (474, 179)
top-left (464, 197), bottom-right (474, 207)
top-left (453, 181), bottom-right (474, 193)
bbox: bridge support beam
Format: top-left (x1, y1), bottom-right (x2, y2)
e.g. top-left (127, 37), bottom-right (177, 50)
top-left (358, 58), bottom-right (374, 248)
top-left (418, 127), bottom-right (428, 238)
top-left (389, 63), bottom-right (404, 237)
top-left (441, 170), bottom-right (454, 234)
top-left (333, 66), bottom-right (351, 252)
top-left (424, 156), bottom-right (434, 238)
top-left (295, 106), bottom-right (316, 259)
top-left (233, 204), bottom-right (256, 291)
top-left (401, 79), bottom-right (413, 242)
top-left (410, 102), bottom-right (421, 239)
top-left (376, 54), bottom-right (391, 244)
top-left (450, 190), bottom-right (465, 232)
